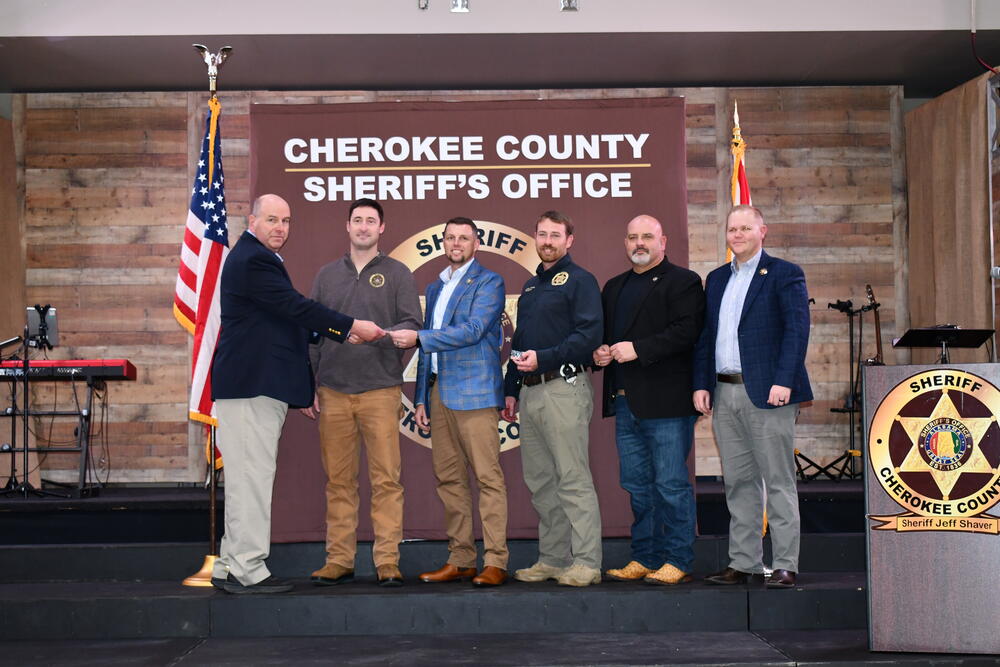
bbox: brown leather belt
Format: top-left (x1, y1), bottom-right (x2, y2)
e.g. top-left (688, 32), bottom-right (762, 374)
top-left (717, 373), bottom-right (743, 384)
top-left (616, 389), bottom-right (626, 396)
top-left (522, 364), bottom-right (585, 387)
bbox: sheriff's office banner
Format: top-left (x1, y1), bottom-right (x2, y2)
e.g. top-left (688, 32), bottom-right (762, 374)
top-left (250, 98), bottom-right (689, 542)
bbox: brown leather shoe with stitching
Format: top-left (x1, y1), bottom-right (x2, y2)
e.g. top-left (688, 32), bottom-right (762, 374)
top-left (472, 565), bottom-right (507, 587)
top-left (704, 567), bottom-right (752, 585)
top-left (419, 563), bottom-right (477, 583)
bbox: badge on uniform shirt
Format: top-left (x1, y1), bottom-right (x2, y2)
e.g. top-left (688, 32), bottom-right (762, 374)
top-left (551, 271), bottom-right (569, 286)
top-left (524, 285), bottom-right (536, 292)
top-left (369, 273), bottom-right (386, 288)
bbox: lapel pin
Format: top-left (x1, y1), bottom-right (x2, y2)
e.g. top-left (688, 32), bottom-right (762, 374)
top-left (759, 268), bottom-right (768, 276)
top-left (466, 278), bottom-right (473, 284)
top-left (652, 276), bottom-right (659, 282)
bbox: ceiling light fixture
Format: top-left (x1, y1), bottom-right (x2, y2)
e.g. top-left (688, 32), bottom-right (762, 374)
top-left (560, 0), bottom-right (578, 10)
top-left (451, 0), bottom-right (470, 12)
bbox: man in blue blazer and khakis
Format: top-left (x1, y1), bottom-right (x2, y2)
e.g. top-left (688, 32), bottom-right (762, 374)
top-left (693, 204), bottom-right (812, 589)
top-left (390, 217), bottom-right (509, 587)
top-left (211, 194), bottom-right (384, 594)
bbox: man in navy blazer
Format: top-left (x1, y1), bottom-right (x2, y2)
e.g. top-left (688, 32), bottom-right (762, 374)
top-left (693, 204), bottom-right (812, 589)
top-left (390, 217), bottom-right (509, 587)
top-left (211, 194), bottom-right (384, 595)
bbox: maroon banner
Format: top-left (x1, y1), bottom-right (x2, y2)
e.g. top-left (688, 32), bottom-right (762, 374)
top-left (248, 98), bottom-right (688, 542)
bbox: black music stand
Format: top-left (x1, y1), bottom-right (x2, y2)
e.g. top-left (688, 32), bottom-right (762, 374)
top-left (893, 327), bottom-right (994, 363)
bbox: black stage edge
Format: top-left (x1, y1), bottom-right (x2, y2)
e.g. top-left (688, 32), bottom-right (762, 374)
top-left (0, 536), bottom-right (869, 641)
top-left (0, 479), bottom-right (865, 545)
top-left (3, 632), bottom-right (998, 666)
top-left (0, 574), bottom-right (865, 640)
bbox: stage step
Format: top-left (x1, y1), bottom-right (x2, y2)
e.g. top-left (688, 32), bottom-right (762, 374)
top-left (0, 573), bottom-right (866, 640)
top-left (4, 630), bottom-right (994, 666)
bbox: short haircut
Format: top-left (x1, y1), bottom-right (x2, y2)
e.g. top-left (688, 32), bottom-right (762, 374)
top-left (536, 210), bottom-right (574, 236)
top-left (443, 216), bottom-right (479, 235)
top-left (727, 204), bottom-right (765, 224)
top-left (348, 198), bottom-right (384, 222)
top-left (250, 195), bottom-right (266, 217)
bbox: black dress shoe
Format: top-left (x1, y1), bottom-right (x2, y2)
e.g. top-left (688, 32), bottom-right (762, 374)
top-left (766, 569), bottom-right (797, 589)
top-left (222, 575), bottom-right (294, 595)
top-left (704, 567), bottom-right (752, 585)
top-left (210, 574), bottom-right (232, 591)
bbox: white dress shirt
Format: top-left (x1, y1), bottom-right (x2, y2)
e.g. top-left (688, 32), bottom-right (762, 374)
top-left (430, 258), bottom-right (476, 374)
top-left (715, 249), bottom-right (762, 374)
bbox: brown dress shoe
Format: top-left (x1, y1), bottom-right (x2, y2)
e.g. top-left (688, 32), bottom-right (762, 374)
top-left (472, 566), bottom-right (507, 587)
top-left (766, 569), bottom-right (797, 589)
top-left (376, 564), bottom-right (404, 587)
top-left (704, 567), bottom-right (752, 585)
top-left (419, 563), bottom-right (477, 583)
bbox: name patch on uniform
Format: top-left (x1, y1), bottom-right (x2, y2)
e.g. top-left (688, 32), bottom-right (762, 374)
top-left (369, 273), bottom-right (385, 288)
top-left (551, 271), bottom-right (569, 286)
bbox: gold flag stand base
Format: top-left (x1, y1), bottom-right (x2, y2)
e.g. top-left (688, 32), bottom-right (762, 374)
top-left (182, 554), bottom-right (218, 587)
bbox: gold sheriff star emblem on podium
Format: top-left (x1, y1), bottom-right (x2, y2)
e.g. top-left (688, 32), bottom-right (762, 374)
top-left (894, 389), bottom-right (997, 499)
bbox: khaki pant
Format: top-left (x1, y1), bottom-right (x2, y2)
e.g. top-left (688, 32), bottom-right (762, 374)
top-left (318, 385), bottom-right (404, 568)
top-left (212, 395), bottom-right (288, 586)
top-left (518, 373), bottom-right (602, 569)
top-left (429, 384), bottom-right (508, 569)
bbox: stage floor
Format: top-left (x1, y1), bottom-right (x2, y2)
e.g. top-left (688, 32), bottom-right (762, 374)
top-left (3, 630), bottom-right (996, 666)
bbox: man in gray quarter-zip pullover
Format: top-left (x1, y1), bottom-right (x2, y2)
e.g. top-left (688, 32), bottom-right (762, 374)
top-left (300, 198), bottom-right (422, 588)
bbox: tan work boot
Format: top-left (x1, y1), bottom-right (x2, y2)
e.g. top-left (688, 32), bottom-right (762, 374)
top-left (643, 563), bottom-right (693, 586)
top-left (311, 562), bottom-right (354, 586)
top-left (376, 563), bottom-right (404, 587)
top-left (514, 561), bottom-right (567, 582)
top-left (605, 560), bottom-right (653, 581)
top-left (556, 563), bottom-right (601, 587)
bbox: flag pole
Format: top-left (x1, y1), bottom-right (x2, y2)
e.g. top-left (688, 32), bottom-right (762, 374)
top-left (182, 44), bottom-right (232, 588)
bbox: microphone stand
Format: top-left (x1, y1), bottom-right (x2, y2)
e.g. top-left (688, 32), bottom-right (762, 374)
top-left (1, 336), bottom-right (23, 495)
top-left (15, 313), bottom-right (66, 498)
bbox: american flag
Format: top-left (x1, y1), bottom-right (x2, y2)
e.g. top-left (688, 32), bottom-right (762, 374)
top-left (173, 96), bottom-right (229, 433)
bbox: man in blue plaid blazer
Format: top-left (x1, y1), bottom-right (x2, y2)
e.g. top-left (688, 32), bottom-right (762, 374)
top-left (693, 204), bottom-right (812, 590)
top-left (390, 217), bottom-right (509, 587)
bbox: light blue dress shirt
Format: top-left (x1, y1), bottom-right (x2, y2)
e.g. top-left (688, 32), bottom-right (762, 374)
top-left (715, 249), bottom-right (762, 374)
top-left (430, 258), bottom-right (476, 374)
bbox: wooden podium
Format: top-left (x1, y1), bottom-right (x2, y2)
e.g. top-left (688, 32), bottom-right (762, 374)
top-left (863, 363), bottom-right (1000, 654)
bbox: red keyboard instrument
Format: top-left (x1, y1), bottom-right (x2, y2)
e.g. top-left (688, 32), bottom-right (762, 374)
top-left (0, 359), bottom-right (137, 382)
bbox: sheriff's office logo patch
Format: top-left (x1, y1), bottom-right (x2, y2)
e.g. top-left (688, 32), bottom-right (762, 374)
top-left (868, 369), bottom-right (1000, 535)
top-left (369, 273), bottom-right (385, 288)
top-left (551, 271), bottom-right (569, 286)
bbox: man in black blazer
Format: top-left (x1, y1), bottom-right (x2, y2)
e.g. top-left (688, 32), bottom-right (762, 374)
top-left (593, 214), bottom-right (705, 585)
top-left (211, 193), bottom-right (384, 594)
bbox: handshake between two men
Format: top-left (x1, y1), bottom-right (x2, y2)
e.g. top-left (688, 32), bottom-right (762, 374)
top-left (345, 324), bottom-right (421, 349)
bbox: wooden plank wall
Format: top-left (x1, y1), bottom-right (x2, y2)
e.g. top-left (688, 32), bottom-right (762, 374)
top-left (13, 86), bottom-right (905, 482)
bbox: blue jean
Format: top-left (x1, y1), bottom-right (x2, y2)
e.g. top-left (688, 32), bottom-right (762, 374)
top-left (614, 396), bottom-right (696, 572)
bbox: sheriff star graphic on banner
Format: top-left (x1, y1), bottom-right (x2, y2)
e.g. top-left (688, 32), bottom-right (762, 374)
top-left (868, 369), bottom-right (1000, 534)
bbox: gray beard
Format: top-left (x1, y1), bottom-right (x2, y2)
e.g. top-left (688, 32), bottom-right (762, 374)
top-left (630, 251), bottom-right (651, 266)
